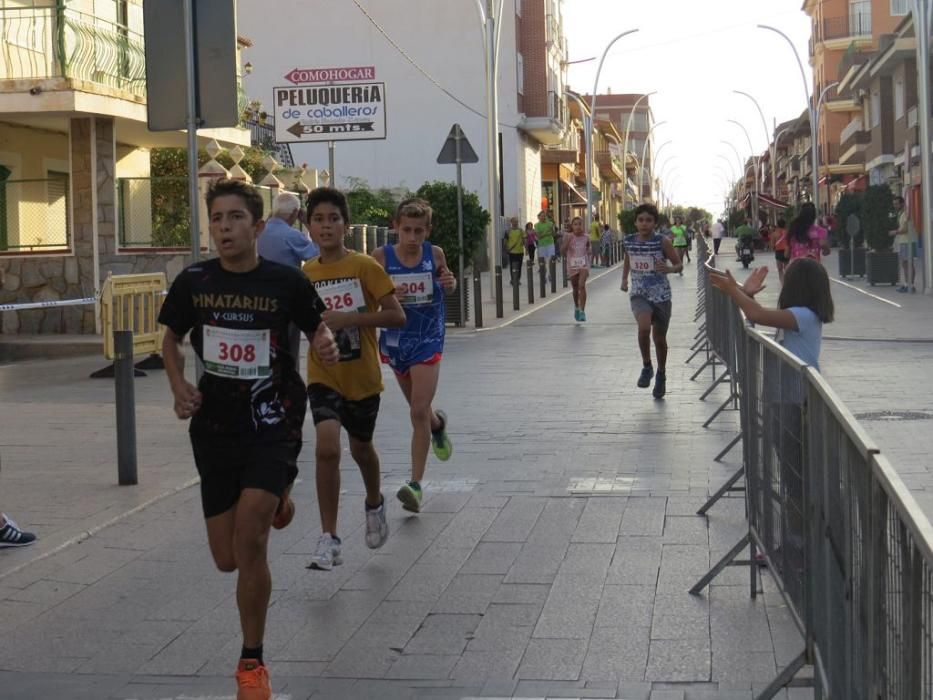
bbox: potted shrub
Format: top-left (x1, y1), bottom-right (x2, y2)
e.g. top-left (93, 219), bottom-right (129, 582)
top-left (834, 192), bottom-right (866, 278)
top-left (861, 184), bottom-right (899, 286)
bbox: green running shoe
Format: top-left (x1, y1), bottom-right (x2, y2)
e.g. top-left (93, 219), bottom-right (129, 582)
top-left (396, 482), bottom-right (423, 513)
top-left (431, 410), bottom-right (453, 461)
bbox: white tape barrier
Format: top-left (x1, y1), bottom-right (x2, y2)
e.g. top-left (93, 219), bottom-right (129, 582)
top-left (0, 297), bottom-right (96, 312)
top-left (0, 290), bottom-right (167, 313)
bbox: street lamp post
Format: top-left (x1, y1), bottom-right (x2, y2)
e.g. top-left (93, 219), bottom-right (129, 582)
top-left (473, 0), bottom-right (505, 294)
top-left (720, 140), bottom-right (744, 179)
top-left (638, 126), bottom-right (668, 204)
top-left (728, 119), bottom-right (760, 227)
top-left (716, 153), bottom-right (738, 181)
top-left (814, 81), bottom-right (839, 212)
top-left (910, 0), bottom-right (933, 292)
top-left (585, 29), bottom-right (639, 235)
top-left (622, 90), bottom-right (656, 208)
top-left (733, 90), bottom-right (775, 196)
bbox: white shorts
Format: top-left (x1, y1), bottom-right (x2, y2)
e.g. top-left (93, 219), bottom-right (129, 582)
top-left (538, 243), bottom-right (556, 259)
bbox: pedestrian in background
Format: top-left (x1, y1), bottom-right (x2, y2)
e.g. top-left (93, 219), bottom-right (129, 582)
top-left (711, 219), bottom-right (725, 255)
top-left (505, 217), bottom-right (526, 286)
top-left (772, 218), bottom-right (789, 284)
top-left (787, 203), bottom-right (830, 263)
top-left (258, 192), bottom-right (321, 362)
top-left (524, 221), bottom-right (537, 263)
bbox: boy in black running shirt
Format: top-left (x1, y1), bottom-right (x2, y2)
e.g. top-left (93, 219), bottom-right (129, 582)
top-left (159, 179), bottom-right (338, 700)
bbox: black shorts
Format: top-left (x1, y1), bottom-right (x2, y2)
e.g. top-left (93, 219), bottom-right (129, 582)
top-left (775, 250), bottom-right (788, 263)
top-left (190, 434), bottom-right (300, 519)
top-left (307, 383), bottom-right (381, 442)
top-left (630, 296), bottom-right (673, 334)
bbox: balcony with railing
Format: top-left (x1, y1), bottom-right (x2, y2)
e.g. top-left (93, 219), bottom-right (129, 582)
top-left (519, 89), bottom-right (565, 146)
top-left (820, 3), bottom-right (872, 44)
top-left (0, 4), bottom-right (146, 97)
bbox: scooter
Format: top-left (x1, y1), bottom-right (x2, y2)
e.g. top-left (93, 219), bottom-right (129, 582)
top-left (736, 238), bottom-right (755, 269)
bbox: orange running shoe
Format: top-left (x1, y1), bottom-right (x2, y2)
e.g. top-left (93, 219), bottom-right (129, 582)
top-left (272, 495), bottom-right (294, 530)
top-left (235, 659), bottom-right (271, 700)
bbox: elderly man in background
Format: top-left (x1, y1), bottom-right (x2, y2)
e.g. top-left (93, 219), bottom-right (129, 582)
top-left (258, 191), bottom-right (320, 361)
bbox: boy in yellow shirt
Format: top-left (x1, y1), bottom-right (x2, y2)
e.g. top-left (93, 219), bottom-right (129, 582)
top-left (302, 187), bottom-right (406, 570)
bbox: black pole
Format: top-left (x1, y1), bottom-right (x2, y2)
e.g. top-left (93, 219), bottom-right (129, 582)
top-left (539, 260), bottom-right (546, 299)
top-left (114, 330), bottom-right (138, 486)
top-left (561, 255), bottom-right (568, 288)
top-left (494, 265), bottom-right (504, 319)
top-left (512, 266), bottom-right (520, 310)
top-left (549, 257), bottom-right (557, 293)
top-left (527, 259), bottom-right (535, 304)
top-left (473, 269), bottom-right (483, 328)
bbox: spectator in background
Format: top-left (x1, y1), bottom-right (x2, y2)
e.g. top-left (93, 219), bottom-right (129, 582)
top-left (787, 203), bottom-right (831, 263)
top-left (258, 192), bottom-right (321, 362)
top-left (711, 219), bottom-right (725, 255)
top-left (524, 221), bottom-right (537, 264)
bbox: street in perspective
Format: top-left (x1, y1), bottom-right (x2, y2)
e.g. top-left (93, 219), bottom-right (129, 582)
top-left (2, 1), bottom-right (933, 699)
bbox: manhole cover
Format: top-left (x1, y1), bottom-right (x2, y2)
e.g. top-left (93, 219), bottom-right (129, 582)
top-left (854, 410), bottom-right (933, 422)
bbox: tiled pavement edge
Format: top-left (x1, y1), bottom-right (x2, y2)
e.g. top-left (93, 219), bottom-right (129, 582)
top-left (0, 256), bottom-right (828, 699)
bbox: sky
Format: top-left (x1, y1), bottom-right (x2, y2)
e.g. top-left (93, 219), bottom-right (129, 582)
top-left (562, 0), bottom-right (813, 216)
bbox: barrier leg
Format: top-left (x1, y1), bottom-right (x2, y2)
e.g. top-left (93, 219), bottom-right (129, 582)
top-left (699, 370), bottom-right (731, 401)
top-left (689, 532), bottom-right (750, 595)
top-left (753, 651), bottom-right (811, 700)
top-left (134, 353), bottom-right (165, 370)
top-left (114, 330), bottom-right (138, 486)
top-left (690, 356), bottom-right (718, 382)
top-left (697, 466), bottom-right (745, 516)
top-left (703, 393), bottom-right (738, 428)
top-left (713, 432), bottom-right (743, 462)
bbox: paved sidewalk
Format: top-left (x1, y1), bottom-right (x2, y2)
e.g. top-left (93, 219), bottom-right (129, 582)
top-left (0, 259), bottom-right (809, 699)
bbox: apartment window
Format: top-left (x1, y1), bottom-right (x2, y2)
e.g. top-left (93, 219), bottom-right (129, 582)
top-left (46, 171), bottom-right (70, 248)
top-left (871, 89), bottom-right (881, 128)
top-left (516, 53), bottom-right (524, 95)
top-left (891, 0), bottom-right (908, 15)
top-left (895, 79), bottom-right (905, 120)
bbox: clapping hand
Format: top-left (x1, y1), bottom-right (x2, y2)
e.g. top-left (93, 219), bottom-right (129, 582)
top-left (741, 266), bottom-right (769, 297)
top-left (709, 269), bottom-right (739, 294)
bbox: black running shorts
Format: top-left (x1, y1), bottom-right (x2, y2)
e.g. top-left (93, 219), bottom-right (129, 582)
top-left (307, 383), bottom-right (380, 442)
top-left (190, 435), bottom-right (300, 518)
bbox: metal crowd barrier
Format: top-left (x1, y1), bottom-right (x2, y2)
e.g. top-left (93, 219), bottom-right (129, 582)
top-left (690, 262), bottom-right (933, 699)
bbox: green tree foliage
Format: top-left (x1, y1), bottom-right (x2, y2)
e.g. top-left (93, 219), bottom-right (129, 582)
top-left (415, 181), bottom-right (489, 269)
top-left (833, 192), bottom-right (863, 249)
top-left (861, 184), bottom-right (895, 251)
top-left (618, 209), bottom-right (636, 234)
top-left (344, 177), bottom-right (409, 227)
top-left (146, 147), bottom-right (271, 246)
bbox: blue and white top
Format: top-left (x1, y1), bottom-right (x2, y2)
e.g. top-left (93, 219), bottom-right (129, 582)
top-left (379, 241), bottom-right (446, 364)
top-left (624, 233), bottom-right (671, 303)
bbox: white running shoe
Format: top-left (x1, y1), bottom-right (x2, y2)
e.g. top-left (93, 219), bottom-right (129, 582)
top-left (365, 499), bottom-right (388, 549)
top-left (307, 532), bottom-right (342, 570)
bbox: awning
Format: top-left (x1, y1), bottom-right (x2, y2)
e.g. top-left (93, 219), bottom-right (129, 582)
top-left (560, 178), bottom-right (587, 206)
top-left (844, 174), bottom-right (867, 192)
top-left (741, 192), bottom-right (789, 209)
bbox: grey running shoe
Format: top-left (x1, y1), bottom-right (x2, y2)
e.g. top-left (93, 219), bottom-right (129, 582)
top-left (0, 515), bottom-right (35, 548)
top-left (653, 371), bottom-right (667, 399)
top-left (307, 532), bottom-right (342, 570)
top-left (365, 499), bottom-right (389, 549)
top-left (637, 365), bottom-right (654, 388)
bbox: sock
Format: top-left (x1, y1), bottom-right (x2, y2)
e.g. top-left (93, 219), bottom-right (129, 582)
top-left (409, 481), bottom-right (421, 491)
top-left (431, 413), bottom-right (445, 434)
top-left (241, 645), bottom-right (263, 666)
